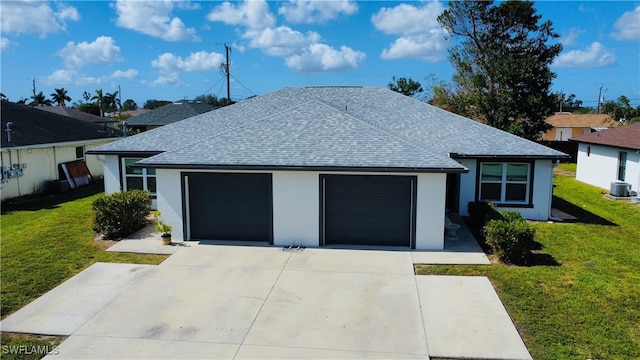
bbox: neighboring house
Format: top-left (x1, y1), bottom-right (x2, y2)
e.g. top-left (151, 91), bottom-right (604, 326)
top-left (571, 122), bottom-right (640, 196)
top-left (125, 101), bottom-right (216, 132)
top-left (88, 87), bottom-right (568, 250)
top-left (1, 100), bottom-right (122, 201)
top-left (36, 106), bottom-right (114, 127)
top-left (542, 113), bottom-right (619, 141)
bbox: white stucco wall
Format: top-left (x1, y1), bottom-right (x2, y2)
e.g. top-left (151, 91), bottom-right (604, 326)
top-left (1, 139), bottom-right (112, 201)
top-left (456, 158), bottom-right (556, 221)
top-left (576, 143), bottom-right (640, 193)
top-left (103, 155), bottom-right (121, 195)
top-left (153, 169), bottom-right (446, 249)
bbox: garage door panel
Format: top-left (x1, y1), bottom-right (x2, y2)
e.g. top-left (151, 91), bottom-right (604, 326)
top-left (322, 175), bottom-right (414, 247)
top-left (187, 173), bottom-right (272, 242)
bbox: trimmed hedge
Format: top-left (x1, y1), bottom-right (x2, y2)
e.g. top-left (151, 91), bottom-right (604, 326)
top-left (485, 211), bottom-right (535, 265)
top-left (92, 190), bottom-right (152, 239)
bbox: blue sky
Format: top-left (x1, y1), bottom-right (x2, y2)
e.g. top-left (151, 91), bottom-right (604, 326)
top-left (1, 1), bottom-right (639, 108)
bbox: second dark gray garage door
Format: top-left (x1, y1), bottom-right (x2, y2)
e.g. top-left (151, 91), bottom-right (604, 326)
top-left (186, 173), bottom-right (272, 242)
top-left (321, 175), bottom-right (415, 247)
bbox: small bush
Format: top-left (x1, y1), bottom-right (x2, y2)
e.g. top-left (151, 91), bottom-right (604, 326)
top-left (92, 190), bottom-right (152, 239)
top-left (500, 210), bottom-right (525, 223)
top-left (468, 200), bottom-right (501, 226)
top-left (485, 217), bottom-right (535, 265)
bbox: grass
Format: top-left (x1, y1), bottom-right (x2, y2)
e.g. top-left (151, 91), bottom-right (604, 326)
top-left (417, 163), bottom-right (640, 359)
top-left (1, 184), bottom-right (167, 359)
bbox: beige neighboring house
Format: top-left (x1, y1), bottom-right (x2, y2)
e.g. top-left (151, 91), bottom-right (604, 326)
top-left (542, 113), bottom-right (619, 141)
top-left (1, 101), bottom-right (122, 201)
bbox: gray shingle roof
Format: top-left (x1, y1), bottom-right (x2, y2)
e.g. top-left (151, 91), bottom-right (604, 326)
top-left (89, 87), bottom-right (567, 172)
top-left (125, 101), bottom-right (216, 127)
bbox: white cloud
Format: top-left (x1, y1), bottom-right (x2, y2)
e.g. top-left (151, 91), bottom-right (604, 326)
top-left (381, 34), bottom-right (446, 61)
top-left (114, 0), bottom-right (199, 41)
top-left (610, 6), bottom-right (640, 40)
top-left (207, 0), bottom-right (275, 29)
top-left (151, 51), bottom-right (225, 85)
top-left (286, 44), bottom-right (365, 72)
top-left (554, 42), bottom-right (616, 68)
top-left (371, 1), bottom-right (447, 62)
top-left (112, 69), bottom-right (138, 80)
top-left (0, 0), bottom-right (80, 37)
top-left (278, 0), bottom-right (357, 24)
top-left (245, 26), bottom-right (321, 56)
top-left (43, 69), bottom-right (101, 87)
top-left (0, 37), bottom-right (10, 51)
top-left (58, 36), bottom-right (123, 68)
top-left (559, 28), bottom-right (585, 46)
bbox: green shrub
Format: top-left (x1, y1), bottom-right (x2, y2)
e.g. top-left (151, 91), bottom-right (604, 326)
top-left (468, 200), bottom-right (501, 226)
top-left (500, 210), bottom-right (525, 223)
top-left (485, 218), bottom-right (535, 265)
top-left (92, 190), bottom-right (152, 239)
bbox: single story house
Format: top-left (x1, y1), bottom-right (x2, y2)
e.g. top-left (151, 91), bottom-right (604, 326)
top-left (88, 87), bottom-right (568, 250)
top-left (1, 100), bottom-right (122, 201)
top-left (125, 100), bottom-right (216, 132)
top-left (36, 105), bottom-right (113, 126)
top-left (542, 113), bottom-right (619, 141)
top-left (571, 121), bottom-right (640, 196)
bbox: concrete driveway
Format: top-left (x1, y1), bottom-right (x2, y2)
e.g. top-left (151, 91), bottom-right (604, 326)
top-left (1, 244), bottom-right (531, 359)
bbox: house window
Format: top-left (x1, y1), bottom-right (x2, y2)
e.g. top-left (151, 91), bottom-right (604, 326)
top-left (122, 158), bottom-right (156, 197)
top-left (479, 162), bottom-right (531, 204)
top-left (618, 152), bottom-right (627, 181)
top-left (75, 146), bottom-right (85, 160)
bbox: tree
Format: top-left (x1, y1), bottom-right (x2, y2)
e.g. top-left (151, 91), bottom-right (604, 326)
top-left (51, 88), bottom-right (71, 107)
top-left (601, 96), bottom-right (640, 124)
top-left (438, 1), bottom-right (562, 140)
top-left (91, 88), bottom-right (105, 117)
top-left (121, 99), bottom-right (138, 111)
top-left (552, 92), bottom-right (584, 113)
top-left (104, 91), bottom-right (120, 113)
top-left (143, 99), bottom-right (172, 109)
top-left (30, 91), bottom-right (52, 106)
top-left (388, 76), bottom-right (424, 98)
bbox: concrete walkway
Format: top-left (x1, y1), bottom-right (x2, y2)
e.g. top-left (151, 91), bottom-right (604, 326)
top-left (1, 244), bottom-right (530, 360)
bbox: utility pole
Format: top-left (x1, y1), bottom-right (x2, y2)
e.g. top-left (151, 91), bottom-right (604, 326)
top-left (597, 85), bottom-right (603, 114)
top-left (118, 84), bottom-right (122, 111)
top-left (224, 44), bottom-right (231, 105)
top-left (32, 78), bottom-right (36, 101)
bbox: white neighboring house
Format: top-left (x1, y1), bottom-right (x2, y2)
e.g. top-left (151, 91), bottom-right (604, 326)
top-left (88, 87), bottom-right (568, 250)
top-left (1, 101), bottom-right (122, 201)
top-left (572, 121), bottom-right (640, 196)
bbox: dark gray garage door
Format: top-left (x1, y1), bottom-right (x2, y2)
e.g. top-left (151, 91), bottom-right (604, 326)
top-left (186, 173), bottom-right (272, 242)
top-left (321, 175), bottom-right (415, 247)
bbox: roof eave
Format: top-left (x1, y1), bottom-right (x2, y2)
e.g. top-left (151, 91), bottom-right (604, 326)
top-left (449, 153), bottom-right (570, 160)
top-left (86, 150), bottom-right (163, 157)
top-left (132, 163), bottom-right (469, 174)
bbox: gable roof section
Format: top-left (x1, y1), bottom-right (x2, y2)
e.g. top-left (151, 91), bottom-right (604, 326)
top-left (140, 100), bottom-right (464, 172)
top-left (1, 100), bottom-right (121, 148)
top-left (125, 102), bottom-right (216, 127)
top-left (89, 87), bottom-right (567, 172)
top-left (546, 113), bottom-right (619, 129)
top-left (570, 121), bottom-right (640, 150)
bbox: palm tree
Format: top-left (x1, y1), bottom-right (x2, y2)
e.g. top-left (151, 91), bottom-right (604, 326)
top-left (30, 91), bottom-right (52, 106)
top-left (51, 88), bottom-right (71, 107)
top-left (91, 88), bottom-right (105, 117)
top-left (104, 91), bottom-right (120, 113)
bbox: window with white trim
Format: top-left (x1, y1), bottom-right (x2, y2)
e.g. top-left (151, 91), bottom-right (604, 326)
top-left (122, 158), bottom-right (156, 197)
top-left (618, 152), bottom-right (627, 181)
top-left (479, 162), bottom-right (531, 204)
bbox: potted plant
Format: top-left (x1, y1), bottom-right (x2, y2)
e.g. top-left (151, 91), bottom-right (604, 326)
top-left (155, 218), bottom-right (173, 245)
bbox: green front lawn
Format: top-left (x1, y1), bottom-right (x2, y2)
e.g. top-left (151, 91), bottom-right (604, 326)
top-left (417, 164), bottom-right (640, 359)
top-left (1, 184), bottom-right (167, 359)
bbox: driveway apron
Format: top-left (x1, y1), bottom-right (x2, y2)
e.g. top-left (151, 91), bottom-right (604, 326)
top-left (0, 244), bottom-right (531, 359)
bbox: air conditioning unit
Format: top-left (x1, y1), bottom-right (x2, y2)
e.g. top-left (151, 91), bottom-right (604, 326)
top-left (610, 182), bottom-right (631, 197)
